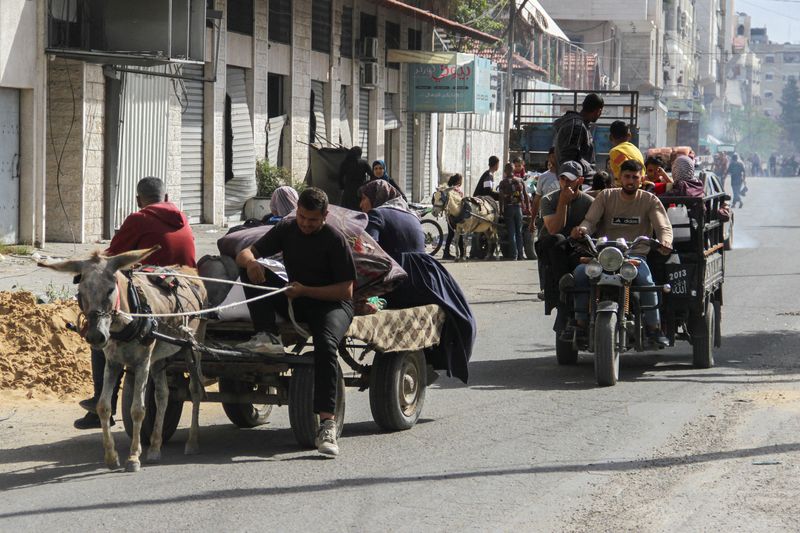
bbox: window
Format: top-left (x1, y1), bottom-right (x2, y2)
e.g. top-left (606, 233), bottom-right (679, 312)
top-left (360, 13), bottom-right (377, 39)
top-left (340, 7), bottom-right (353, 58)
top-left (311, 0), bottom-right (332, 53)
top-left (227, 0), bottom-right (253, 35)
top-left (386, 21), bottom-right (400, 69)
top-left (408, 28), bottom-right (422, 51)
top-left (765, 72), bottom-right (774, 80)
top-left (766, 55), bottom-right (775, 64)
top-left (765, 91), bottom-right (774, 98)
top-left (269, 0), bottom-right (292, 44)
top-left (785, 53), bottom-right (797, 63)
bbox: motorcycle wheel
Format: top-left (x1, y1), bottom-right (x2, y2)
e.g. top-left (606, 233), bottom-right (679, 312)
top-left (594, 313), bottom-right (619, 386)
top-left (421, 219), bottom-right (443, 256)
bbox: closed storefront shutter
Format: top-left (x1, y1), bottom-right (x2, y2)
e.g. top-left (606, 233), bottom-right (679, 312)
top-left (359, 88), bottom-right (370, 159)
top-left (384, 93), bottom-right (400, 130)
top-left (423, 114), bottom-right (432, 198)
top-left (339, 85), bottom-right (352, 146)
top-left (115, 66), bottom-right (170, 230)
top-left (226, 66), bottom-right (256, 219)
top-left (405, 111), bottom-right (414, 194)
top-left (0, 88), bottom-right (19, 244)
top-left (267, 114), bottom-right (287, 165)
top-left (311, 80), bottom-right (328, 145)
top-left (180, 64), bottom-right (203, 222)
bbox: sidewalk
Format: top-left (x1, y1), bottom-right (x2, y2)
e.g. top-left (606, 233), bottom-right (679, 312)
top-left (0, 225), bottom-right (228, 295)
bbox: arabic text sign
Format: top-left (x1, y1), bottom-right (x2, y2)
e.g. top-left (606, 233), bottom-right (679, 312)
top-left (409, 55), bottom-right (492, 113)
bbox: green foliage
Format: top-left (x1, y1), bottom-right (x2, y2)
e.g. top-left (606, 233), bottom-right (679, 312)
top-left (449, 0), bottom-right (504, 36)
top-left (43, 281), bottom-right (73, 303)
top-left (0, 244), bottom-right (33, 256)
top-left (780, 78), bottom-right (800, 152)
top-left (726, 106), bottom-right (779, 159)
top-left (255, 160), bottom-right (306, 197)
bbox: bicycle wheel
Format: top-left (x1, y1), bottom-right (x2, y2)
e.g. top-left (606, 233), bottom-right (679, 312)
top-left (421, 219), bottom-right (444, 256)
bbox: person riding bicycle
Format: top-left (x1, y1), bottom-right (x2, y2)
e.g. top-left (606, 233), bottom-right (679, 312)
top-left (569, 160), bottom-right (673, 347)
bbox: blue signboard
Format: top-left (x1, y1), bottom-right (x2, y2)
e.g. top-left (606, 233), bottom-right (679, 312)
top-left (409, 55), bottom-right (492, 114)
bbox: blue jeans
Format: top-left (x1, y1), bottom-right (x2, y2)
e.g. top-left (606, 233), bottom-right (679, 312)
top-left (573, 257), bottom-right (660, 328)
top-left (504, 205), bottom-right (524, 259)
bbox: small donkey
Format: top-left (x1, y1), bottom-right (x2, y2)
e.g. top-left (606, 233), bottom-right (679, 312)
top-left (41, 246), bottom-right (206, 472)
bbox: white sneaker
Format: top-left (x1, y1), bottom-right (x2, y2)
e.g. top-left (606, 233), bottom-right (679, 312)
top-left (237, 332), bottom-right (284, 354)
top-left (315, 419), bottom-right (339, 457)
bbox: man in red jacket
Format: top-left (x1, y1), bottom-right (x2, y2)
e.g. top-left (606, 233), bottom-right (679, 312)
top-left (75, 177), bottom-right (197, 429)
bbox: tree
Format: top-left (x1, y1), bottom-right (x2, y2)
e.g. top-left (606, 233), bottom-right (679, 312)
top-left (448, 0), bottom-right (504, 36)
top-left (727, 107), bottom-right (779, 160)
top-left (779, 78), bottom-right (800, 151)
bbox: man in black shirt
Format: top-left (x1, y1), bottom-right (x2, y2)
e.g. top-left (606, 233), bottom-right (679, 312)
top-left (473, 155), bottom-right (500, 199)
top-left (236, 188), bottom-right (357, 457)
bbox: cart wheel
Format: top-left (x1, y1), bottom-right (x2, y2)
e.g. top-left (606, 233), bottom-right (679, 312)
top-left (122, 372), bottom-right (184, 446)
top-left (555, 333), bottom-right (578, 365)
top-left (288, 363), bottom-right (345, 449)
top-left (594, 313), bottom-right (619, 386)
top-left (523, 229), bottom-right (536, 260)
top-left (219, 378), bottom-right (273, 428)
top-left (369, 350), bottom-right (427, 431)
top-left (692, 300), bottom-right (716, 369)
top-left (421, 219), bottom-right (444, 256)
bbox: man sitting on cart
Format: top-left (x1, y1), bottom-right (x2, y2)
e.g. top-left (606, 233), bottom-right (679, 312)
top-left (569, 160), bottom-right (673, 347)
top-left (235, 187), bottom-right (356, 458)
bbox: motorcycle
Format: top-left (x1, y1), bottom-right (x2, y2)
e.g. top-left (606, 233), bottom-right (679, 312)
top-left (558, 235), bottom-right (671, 386)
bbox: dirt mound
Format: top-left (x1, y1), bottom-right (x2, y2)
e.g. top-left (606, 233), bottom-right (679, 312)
top-left (0, 291), bottom-right (92, 399)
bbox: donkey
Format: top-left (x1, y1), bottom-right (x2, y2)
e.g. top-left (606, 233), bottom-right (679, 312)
top-left (431, 187), bottom-right (500, 260)
top-left (40, 246), bottom-right (207, 472)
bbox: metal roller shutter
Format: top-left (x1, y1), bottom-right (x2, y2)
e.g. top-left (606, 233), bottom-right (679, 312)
top-left (225, 67), bottom-right (256, 219)
top-left (359, 89), bottom-right (370, 159)
top-left (180, 64), bottom-right (203, 222)
top-left (311, 80), bottom-right (328, 145)
top-left (423, 114), bottom-right (432, 198)
top-left (339, 85), bottom-right (352, 146)
top-left (384, 93), bottom-right (400, 130)
top-left (115, 66), bottom-right (170, 230)
top-left (267, 114), bottom-right (287, 165)
top-left (0, 88), bottom-right (19, 244)
top-left (405, 111), bottom-right (414, 194)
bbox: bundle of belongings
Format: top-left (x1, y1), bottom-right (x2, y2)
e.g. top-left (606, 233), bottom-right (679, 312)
top-left (199, 205), bottom-right (476, 383)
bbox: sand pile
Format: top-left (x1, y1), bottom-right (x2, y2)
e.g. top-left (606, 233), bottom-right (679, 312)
top-left (0, 291), bottom-right (92, 398)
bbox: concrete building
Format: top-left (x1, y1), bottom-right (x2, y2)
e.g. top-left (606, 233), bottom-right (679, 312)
top-left (0, 0), bottom-right (48, 245)
top-left (538, 0), bottom-right (669, 149)
top-left (726, 12), bottom-right (761, 112)
top-left (40, 0), bottom-right (505, 244)
top-left (751, 29), bottom-right (800, 120)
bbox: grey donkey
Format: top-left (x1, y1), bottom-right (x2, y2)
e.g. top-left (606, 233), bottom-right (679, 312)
top-left (41, 246), bottom-right (207, 472)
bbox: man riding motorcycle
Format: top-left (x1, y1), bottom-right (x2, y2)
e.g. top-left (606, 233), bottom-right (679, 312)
top-left (569, 159), bottom-right (673, 347)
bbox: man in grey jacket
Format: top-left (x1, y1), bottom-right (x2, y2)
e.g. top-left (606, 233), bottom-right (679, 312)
top-left (553, 93), bottom-right (604, 168)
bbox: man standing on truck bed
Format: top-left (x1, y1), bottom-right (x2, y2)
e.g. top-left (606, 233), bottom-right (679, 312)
top-left (553, 93), bottom-right (605, 168)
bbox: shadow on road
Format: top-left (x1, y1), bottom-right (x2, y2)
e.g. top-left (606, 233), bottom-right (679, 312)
top-left (2, 439), bottom-right (798, 520)
top-left (439, 329), bottom-right (800, 392)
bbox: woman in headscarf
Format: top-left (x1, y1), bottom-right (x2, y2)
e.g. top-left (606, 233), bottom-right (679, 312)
top-left (359, 179), bottom-right (424, 262)
top-left (264, 185), bottom-right (299, 223)
top-left (339, 146), bottom-right (372, 210)
top-left (371, 159), bottom-right (407, 200)
top-left (664, 155), bottom-right (703, 198)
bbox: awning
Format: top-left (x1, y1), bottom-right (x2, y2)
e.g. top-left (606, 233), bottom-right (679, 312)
top-left (517, 0), bottom-right (569, 41)
top-left (386, 50), bottom-right (475, 65)
top-left (371, 0), bottom-right (500, 44)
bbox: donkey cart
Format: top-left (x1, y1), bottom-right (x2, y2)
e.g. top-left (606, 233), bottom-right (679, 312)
top-left (121, 304), bottom-right (446, 448)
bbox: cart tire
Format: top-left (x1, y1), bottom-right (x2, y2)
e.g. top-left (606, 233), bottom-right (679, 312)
top-left (122, 372), bottom-right (183, 446)
top-left (219, 378), bottom-right (273, 428)
top-left (556, 333), bottom-right (578, 365)
top-left (692, 301), bottom-right (716, 369)
top-left (523, 229), bottom-right (536, 259)
top-left (421, 219), bottom-right (443, 256)
top-left (288, 363), bottom-right (345, 448)
top-left (594, 313), bottom-right (619, 386)
top-left (369, 350), bottom-right (427, 431)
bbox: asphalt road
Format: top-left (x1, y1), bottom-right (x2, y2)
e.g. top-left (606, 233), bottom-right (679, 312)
top-left (1, 178), bottom-right (799, 531)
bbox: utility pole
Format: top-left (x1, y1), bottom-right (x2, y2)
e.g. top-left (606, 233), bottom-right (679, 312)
top-left (503, 0), bottom-right (515, 164)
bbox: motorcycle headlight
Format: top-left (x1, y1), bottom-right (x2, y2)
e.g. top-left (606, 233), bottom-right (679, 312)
top-left (598, 247), bottom-right (625, 272)
top-left (620, 262), bottom-right (638, 281)
top-left (585, 259), bottom-right (603, 279)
